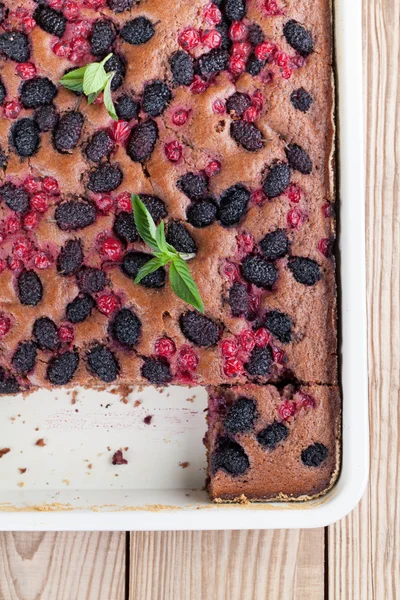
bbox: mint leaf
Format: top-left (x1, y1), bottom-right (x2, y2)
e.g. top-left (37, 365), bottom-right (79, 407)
top-left (83, 62), bottom-right (107, 96)
top-left (169, 258), bottom-right (204, 313)
top-left (60, 66), bottom-right (86, 91)
top-left (131, 195), bottom-right (158, 251)
top-left (134, 257), bottom-right (164, 284)
top-left (103, 73), bottom-right (117, 120)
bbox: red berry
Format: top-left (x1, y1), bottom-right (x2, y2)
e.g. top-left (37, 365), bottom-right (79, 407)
top-left (0, 316), bottom-right (11, 338)
top-left (31, 192), bottom-right (48, 213)
top-left (204, 160), bottom-right (221, 177)
top-left (252, 91), bottom-right (264, 109)
top-left (261, 70), bottom-right (274, 84)
top-left (15, 62), bottom-right (37, 80)
top-left (255, 41), bottom-right (277, 61)
top-left (323, 202), bottom-right (334, 218)
top-left (229, 54), bottom-right (246, 75)
top-left (203, 3), bottom-right (222, 25)
top-left (273, 348), bottom-right (286, 364)
top-left (172, 108), bottom-right (189, 126)
top-left (255, 328), bottom-right (270, 347)
top-left (212, 99), bottom-right (225, 114)
top-left (24, 176), bottom-right (42, 194)
top-left (116, 192), bottom-right (132, 212)
top-left (101, 236), bottom-right (123, 261)
top-left (223, 357), bottom-right (243, 377)
top-left (92, 92), bottom-right (104, 105)
top-left (33, 251), bottom-right (51, 269)
top-left (48, 0), bottom-right (63, 9)
top-left (164, 140), bottom-right (183, 162)
top-left (58, 325), bottom-right (74, 343)
top-left (278, 400), bottom-right (297, 421)
top-left (190, 76), bottom-right (208, 94)
top-left (23, 211), bottom-right (39, 231)
top-left (0, 259), bottom-right (7, 274)
top-left (248, 288), bottom-right (261, 313)
top-left (287, 208), bottom-right (304, 229)
top-left (3, 100), bottom-right (22, 119)
top-left (52, 40), bottom-right (72, 58)
top-left (291, 55), bottom-right (306, 69)
top-left (231, 41), bottom-right (251, 58)
top-left (155, 337), bottom-right (176, 358)
top-left (220, 339), bottom-right (238, 358)
top-left (223, 261), bottom-right (240, 283)
top-left (64, 0), bottom-right (80, 20)
top-left (97, 293), bottom-right (120, 316)
top-left (237, 232), bottom-right (255, 253)
top-left (178, 28), bottom-right (200, 51)
top-left (21, 16), bottom-right (36, 33)
top-left (239, 329), bottom-right (255, 352)
top-left (84, 0), bottom-right (107, 7)
top-left (13, 237), bottom-right (32, 260)
top-left (318, 238), bottom-right (332, 257)
top-left (177, 346), bottom-right (198, 371)
top-left (276, 51), bottom-right (288, 67)
top-left (298, 392), bottom-right (316, 409)
top-left (73, 20), bottom-right (92, 38)
top-left (8, 257), bottom-right (22, 272)
top-left (281, 66), bottom-right (293, 79)
top-left (111, 121), bottom-right (131, 144)
top-left (42, 176), bottom-right (59, 195)
top-left (251, 189), bottom-right (267, 205)
top-left (264, 0), bottom-right (282, 15)
top-left (70, 36), bottom-right (90, 57)
top-left (229, 21), bottom-right (247, 42)
top-left (286, 183), bottom-right (301, 203)
top-left (6, 216), bottom-right (21, 235)
top-left (243, 105), bottom-right (258, 122)
top-left (94, 195), bottom-right (114, 214)
top-left (201, 29), bottom-right (222, 49)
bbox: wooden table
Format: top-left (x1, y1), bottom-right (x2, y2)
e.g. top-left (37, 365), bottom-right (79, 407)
top-left (0, 1), bottom-right (398, 597)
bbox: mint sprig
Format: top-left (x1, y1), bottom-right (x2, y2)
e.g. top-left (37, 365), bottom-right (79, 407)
top-left (131, 195), bottom-right (204, 313)
top-left (60, 54), bottom-right (117, 120)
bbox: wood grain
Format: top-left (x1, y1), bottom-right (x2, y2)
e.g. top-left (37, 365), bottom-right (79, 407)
top-left (328, 0), bottom-right (400, 598)
top-left (129, 529), bottom-right (324, 600)
top-left (0, 532), bottom-right (125, 600)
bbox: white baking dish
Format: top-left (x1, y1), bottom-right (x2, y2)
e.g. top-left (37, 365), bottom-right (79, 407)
top-left (0, 0), bottom-right (367, 530)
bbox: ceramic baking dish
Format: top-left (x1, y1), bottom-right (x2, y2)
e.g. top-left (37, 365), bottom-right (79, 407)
top-left (0, 0), bottom-right (368, 530)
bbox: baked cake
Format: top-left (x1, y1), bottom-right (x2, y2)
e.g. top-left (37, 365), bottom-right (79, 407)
top-left (0, 0), bottom-right (339, 500)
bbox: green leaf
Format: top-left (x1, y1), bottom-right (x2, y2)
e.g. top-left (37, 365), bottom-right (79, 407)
top-left (87, 90), bottom-right (102, 105)
top-left (169, 258), bottom-right (204, 313)
top-left (134, 257), bottom-right (164, 284)
top-left (103, 73), bottom-right (117, 120)
top-left (83, 62), bottom-right (107, 96)
top-left (60, 66), bottom-right (86, 91)
top-left (131, 195), bottom-right (158, 251)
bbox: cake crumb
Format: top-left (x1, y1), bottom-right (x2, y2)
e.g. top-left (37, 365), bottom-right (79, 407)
top-left (35, 438), bottom-right (46, 447)
top-left (134, 400), bottom-right (142, 408)
top-left (63, 479), bottom-right (70, 486)
top-left (143, 415), bottom-right (153, 425)
top-left (186, 395), bottom-right (195, 403)
top-left (71, 390), bottom-right (78, 405)
top-left (0, 448), bottom-right (10, 458)
top-left (179, 461), bottom-right (190, 469)
top-left (88, 463), bottom-right (92, 469)
top-left (17, 482), bottom-right (24, 488)
top-left (18, 468), bottom-right (27, 474)
top-left (112, 450), bottom-right (128, 465)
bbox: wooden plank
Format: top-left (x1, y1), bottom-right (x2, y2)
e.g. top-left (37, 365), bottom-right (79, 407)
top-left (129, 529), bottom-right (324, 600)
top-left (328, 0), bottom-right (400, 598)
top-left (0, 532), bottom-right (125, 600)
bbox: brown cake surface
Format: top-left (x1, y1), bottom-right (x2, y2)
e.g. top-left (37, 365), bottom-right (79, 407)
top-left (0, 0), bottom-right (339, 501)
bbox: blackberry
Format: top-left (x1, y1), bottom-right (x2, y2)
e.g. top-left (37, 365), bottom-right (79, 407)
top-left (212, 436), bottom-right (249, 476)
top-left (0, 183), bottom-right (29, 213)
top-left (53, 111), bottom-right (84, 153)
top-left (228, 282), bottom-right (249, 317)
top-left (179, 311), bottom-right (220, 347)
top-left (241, 255), bottom-right (278, 288)
top-left (0, 367), bottom-right (19, 394)
top-left (87, 163), bottom-right (123, 193)
top-left (216, 18), bottom-right (231, 51)
top-left (47, 351), bottom-right (79, 386)
top-left (142, 80), bottom-right (172, 117)
top-left (0, 31), bottom-right (30, 62)
top-left (166, 221), bottom-right (197, 254)
top-left (115, 94), bottom-right (140, 121)
top-left (107, 0), bottom-right (134, 12)
top-left (12, 341), bottom-right (37, 375)
top-left (178, 172), bottom-right (208, 201)
top-left (259, 229), bottom-right (289, 261)
top-left (110, 308), bottom-right (141, 347)
top-left (288, 257), bottom-right (321, 286)
top-left (223, 0), bottom-right (246, 21)
top-left (127, 119), bottom-right (158, 162)
top-left (120, 17), bottom-right (155, 45)
top-left (77, 267), bottom-right (107, 294)
top-left (186, 201), bottom-right (217, 228)
top-left (218, 184), bottom-right (249, 227)
top-left (17, 271), bottom-right (43, 306)
top-left (262, 162), bottom-right (291, 198)
top-left (0, 77), bottom-right (6, 105)
top-left (66, 293), bottom-right (95, 323)
top-left (10, 118), bottom-right (40, 157)
top-left (257, 422), bottom-right (288, 449)
top-left (35, 104), bottom-right (58, 132)
top-left (141, 357), bottom-right (172, 385)
top-left (223, 397), bottom-right (257, 434)
top-left (301, 443), bottom-right (328, 467)
top-left (198, 48), bottom-right (229, 76)
top-left (122, 251), bottom-right (166, 288)
top-left (57, 239), bottom-right (84, 276)
top-left (226, 92), bottom-right (251, 118)
top-left (290, 88), bottom-right (314, 113)
top-left (55, 200), bottom-right (96, 231)
top-left (90, 20), bottom-right (116, 57)
top-left (86, 344), bottom-right (119, 383)
top-left (33, 5), bottom-right (66, 38)
top-left (283, 20), bottom-right (314, 57)
top-left (19, 77), bottom-right (57, 109)
top-left (285, 143), bottom-right (313, 174)
top-left (139, 194), bottom-right (167, 222)
top-left (246, 54), bottom-right (264, 76)
top-left (247, 23), bottom-right (264, 45)
top-left (104, 53), bottom-right (126, 90)
top-left (85, 130), bottom-right (114, 163)
top-left (33, 317), bottom-right (60, 351)
top-left (170, 51), bottom-right (194, 86)
top-left (113, 211), bottom-right (138, 243)
top-left (265, 310), bottom-right (292, 343)
top-left (230, 121), bottom-right (264, 152)
top-left (0, 148), bottom-right (7, 170)
top-left (245, 346), bottom-right (273, 377)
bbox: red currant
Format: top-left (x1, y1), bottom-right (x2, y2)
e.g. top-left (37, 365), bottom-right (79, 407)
top-left (155, 338), bottom-right (176, 358)
top-left (13, 237), bottom-right (32, 260)
top-left (15, 62), bottom-right (36, 79)
top-left (3, 100), bottom-right (22, 119)
top-left (100, 237), bottom-right (123, 261)
top-left (24, 176), bottom-right (42, 194)
top-left (236, 232), bottom-right (255, 253)
top-left (212, 99), bottom-right (225, 114)
top-left (201, 29), bottom-right (222, 49)
top-left (111, 121), bottom-right (131, 144)
top-left (172, 109), bottom-right (189, 126)
top-left (243, 106), bottom-right (258, 122)
top-left (58, 325), bottom-right (74, 343)
top-left (33, 251), bottom-right (52, 269)
top-left (204, 160), bottom-right (221, 177)
top-left (203, 3), bottom-right (222, 25)
top-left (116, 192), bottom-right (132, 212)
top-left (0, 316), bottom-right (11, 338)
top-left (229, 21), bottom-right (247, 42)
top-left (164, 141), bottom-right (183, 162)
top-left (255, 328), bottom-right (270, 347)
top-left (96, 293), bottom-right (120, 316)
top-left (286, 183), bottom-right (301, 203)
top-left (229, 55), bottom-right (246, 75)
top-left (23, 211), bottom-right (39, 231)
top-left (190, 76), bottom-right (208, 94)
top-left (94, 195), bottom-right (114, 214)
top-left (287, 208), bottom-right (304, 229)
top-left (64, 0), bottom-right (80, 20)
top-left (223, 357), bottom-right (243, 377)
top-left (31, 192), bottom-right (48, 213)
top-left (6, 216), bottom-right (21, 235)
top-left (251, 189), bottom-right (267, 205)
top-left (178, 28), bottom-right (200, 51)
top-left (220, 339), bottom-right (238, 358)
top-left (255, 41), bottom-right (277, 61)
top-left (177, 346), bottom-right (199, 371)
top-left (52, 40), bottom-right (72, 59)
top-left (278, 400), bottom-right (297, 420)
top-left (239, 329), bottom-right (255, 352)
